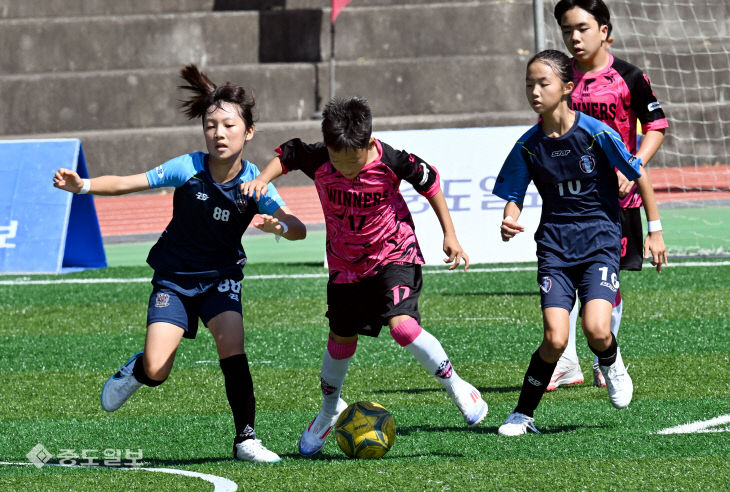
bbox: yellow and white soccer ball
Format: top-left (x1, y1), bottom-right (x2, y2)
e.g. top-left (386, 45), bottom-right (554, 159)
top-left (334, 401), bottom-right (395, 459)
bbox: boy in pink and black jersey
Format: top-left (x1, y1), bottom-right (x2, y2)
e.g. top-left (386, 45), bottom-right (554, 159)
top-left (547, 0), bottom-right (669, 392)
top-left (241, 96), bottom-right (488, 456)
top-left (570, 54), bottom-right (669, 214)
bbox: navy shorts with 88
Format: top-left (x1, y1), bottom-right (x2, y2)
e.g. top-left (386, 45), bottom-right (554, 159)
top-left (147, 275), bottom-right (243, 339)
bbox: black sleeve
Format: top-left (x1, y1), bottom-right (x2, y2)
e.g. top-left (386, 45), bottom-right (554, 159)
top-left (379, 140), bottom-right (440, 195)
top-left (613, 57), bottom-right (667, 125)
top-left (275, 139), bottom-right (329, 180)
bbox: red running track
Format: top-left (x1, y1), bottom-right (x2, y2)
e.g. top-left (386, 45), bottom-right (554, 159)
top-left (94, 166), bottom-right (730, 238)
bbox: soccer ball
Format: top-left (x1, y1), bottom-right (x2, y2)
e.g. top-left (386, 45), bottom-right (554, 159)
top-left (335, 401), bottom-right (395, 459)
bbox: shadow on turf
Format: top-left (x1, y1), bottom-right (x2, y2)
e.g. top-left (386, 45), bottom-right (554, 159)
top-left (373, 385), bottom-right (523, 395)
top-left (439, 291), bottom-right (538, 297)
top-left (396, 423), bottom-right (602, 436)
top-left (277, 450), bottom-right (465, 460)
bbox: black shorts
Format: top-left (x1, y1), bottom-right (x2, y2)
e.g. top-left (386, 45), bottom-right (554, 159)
top-left (326, 263), bottom-right (422, 338)
top-left (620, 207), bottom-right (643, 271)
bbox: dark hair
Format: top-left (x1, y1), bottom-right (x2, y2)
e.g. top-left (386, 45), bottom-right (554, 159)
top-left (321, 96), bottom-right (373, 151)
top-left (178, 64), bottom-right (255, 128)
top-left (527, 49), bottom-right (573, 85)
top-left (554, 0), bottom-right (612, 38)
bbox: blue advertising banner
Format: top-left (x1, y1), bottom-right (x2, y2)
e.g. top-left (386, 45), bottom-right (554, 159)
top-left (0, 139), bottom-right (106, 273)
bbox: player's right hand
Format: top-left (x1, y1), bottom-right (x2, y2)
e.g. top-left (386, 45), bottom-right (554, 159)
top-left (616, 169), bottom-right (635, 198)
top-left (500, 217), bottom-right (524, 242)
top-left (53, 168), bottom-right (83, 193)
top-left (240, 178), bottom-right (269, 200)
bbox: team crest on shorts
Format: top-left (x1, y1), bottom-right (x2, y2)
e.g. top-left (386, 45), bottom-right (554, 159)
top-left (579, 155), bottom-right (596, 173)
top-left (155, 292), bottom-right (170, 308)
top-left (539, 276), bottom-right (552, 294)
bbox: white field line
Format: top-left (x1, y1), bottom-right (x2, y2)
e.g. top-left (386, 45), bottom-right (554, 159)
top-left (0, 462), bottom-right (237, 491)
top-left (1, 260), bottom-right (729, 286)
top-left (656, 414), bottom-right (730, 435)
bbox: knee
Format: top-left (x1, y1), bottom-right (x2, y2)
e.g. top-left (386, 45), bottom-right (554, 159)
top-left (143, 356), bottom-right (171, 384)
top-left (540, 336), bottom-right (568, 362)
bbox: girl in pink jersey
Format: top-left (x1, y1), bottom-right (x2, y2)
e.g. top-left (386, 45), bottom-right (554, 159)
top-left (241, 96), bottom-right (488, 456)
top-left (547, 0), bottom-right (669, 391)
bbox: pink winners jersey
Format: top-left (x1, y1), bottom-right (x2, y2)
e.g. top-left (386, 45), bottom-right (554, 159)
top-left (571, 54), bottom-right (669, 208)
top-left (276, 138), bottom-right (442, 283)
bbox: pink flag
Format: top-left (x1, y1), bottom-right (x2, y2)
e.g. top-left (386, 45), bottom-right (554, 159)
top-left (331, 0), bottom-right (353, 22)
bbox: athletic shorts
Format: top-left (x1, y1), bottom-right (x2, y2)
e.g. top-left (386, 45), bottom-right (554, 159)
top-left (147, 276), bottom-right (243, 339)
top-left (620, 207), bottom-right (644, 271)
top-left (326, 263), bottom-right (422, 338)
top-left (538, 259), bottom-right (620, 312)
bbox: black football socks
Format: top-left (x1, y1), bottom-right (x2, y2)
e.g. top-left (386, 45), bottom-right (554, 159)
top-left (514, 350), bottom-right (558, 418)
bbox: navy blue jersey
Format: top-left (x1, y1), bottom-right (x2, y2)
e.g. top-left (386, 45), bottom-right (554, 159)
top-left (493, 112), bottom-right (642, 266)
top-left (144, 152), bottom-right (285, 280)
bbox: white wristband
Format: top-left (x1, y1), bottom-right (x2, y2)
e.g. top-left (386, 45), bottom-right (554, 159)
top-left (274, 221), bottom-right (288, 242)
top-left (647, 219), bottom-right (662, 232)
top-left (504, 215), bottom-right (514, 222)
top-left (79, 178), bottom-right (91, 194)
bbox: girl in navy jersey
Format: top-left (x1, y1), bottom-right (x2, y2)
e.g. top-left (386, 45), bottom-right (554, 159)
top-left (547, 0), bottom-right (670, 392)
top-left (53, 65), bottom-right (306, 462)
top-left (493, 50), bottom-right (667, 435)
top-left (241, 96), bottom-right (488, 456)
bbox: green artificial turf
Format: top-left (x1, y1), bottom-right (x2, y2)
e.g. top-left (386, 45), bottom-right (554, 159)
top-left (0, 260), bottom-right (728, 490)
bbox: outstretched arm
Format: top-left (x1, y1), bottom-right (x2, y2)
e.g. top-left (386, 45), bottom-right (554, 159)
top-left (252, 206), bottom-right (307, 241)
top-left (427, 190), bottom-right (469, 271)
top-left (635, 166), bottom-right (668, 272)
top-left (240, 157), bottom-right (285, 200)
top-left (53, 168), bottom-right (150, 196)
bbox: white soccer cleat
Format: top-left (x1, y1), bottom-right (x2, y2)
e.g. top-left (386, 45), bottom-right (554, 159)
top-left (498, 411), bottom-right (540, 436)
top-left (546, 357), bottom-right (584, 391)
top-left (447, 379), bottom-right (488, 427)
top-left (101, 351), bottom-right (144, 412)
top-left (592, 362), bottom-right (606, 388)
top-left (599, 348), bottom-right (633, 409)
top-left (298, 397), bottom-right (348, 456)
top-left (235, 439), bottom-right (281, 463)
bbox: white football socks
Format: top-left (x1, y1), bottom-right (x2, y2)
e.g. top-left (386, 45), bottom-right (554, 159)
top-left (562, 300), bottom-right (580, 363)
top-left (319, 340), bottom-right (355, 415)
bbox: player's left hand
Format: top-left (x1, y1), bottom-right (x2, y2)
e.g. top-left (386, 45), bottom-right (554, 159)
top-left (443, 234), bottom-right (469, 271)
top-left (644, 231), bottom-right (668, 273)
top-left (616, 170), bottom-right (635, 198)
top-left (240, 178), bottom-right (269, 200)
top-left (252, 214), bottom-right (286, 236)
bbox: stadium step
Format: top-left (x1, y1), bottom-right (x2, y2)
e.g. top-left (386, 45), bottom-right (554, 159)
top-left (1, 110), bottom-right (533, 180)
top-left (0, 54), bottom-right (526, 135)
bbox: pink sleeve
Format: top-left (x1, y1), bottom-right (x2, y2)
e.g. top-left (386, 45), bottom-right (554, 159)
top-left (642, 118), bottom-right (669, 134)
top-left (420, 167), bottom-right (441, 199)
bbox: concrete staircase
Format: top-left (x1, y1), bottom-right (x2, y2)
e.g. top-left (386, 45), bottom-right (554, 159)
top-left (1, 0), bottom-right (725, 182)
top-left (0, 0), bottom-right (537, 186)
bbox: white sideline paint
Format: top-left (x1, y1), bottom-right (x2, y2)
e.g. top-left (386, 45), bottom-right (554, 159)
top-left (656, 414), bottom-right (730, 434)
top-left (1, 260), bottom-right (728, 286)
top-left (0, 462), bottom-right (237, 491)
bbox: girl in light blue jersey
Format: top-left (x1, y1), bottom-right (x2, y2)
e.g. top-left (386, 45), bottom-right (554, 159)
top-left (492, 50), bottom-right (666, 436)
top-left (53, 65), bottom-right (306, 462)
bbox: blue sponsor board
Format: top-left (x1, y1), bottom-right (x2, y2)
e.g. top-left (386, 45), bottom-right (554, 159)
top-left (0, 139), bottom-right (106, 273)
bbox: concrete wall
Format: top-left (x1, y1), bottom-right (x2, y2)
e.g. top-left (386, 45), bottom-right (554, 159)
top-left (1, 0), bottom-right (727, 180)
